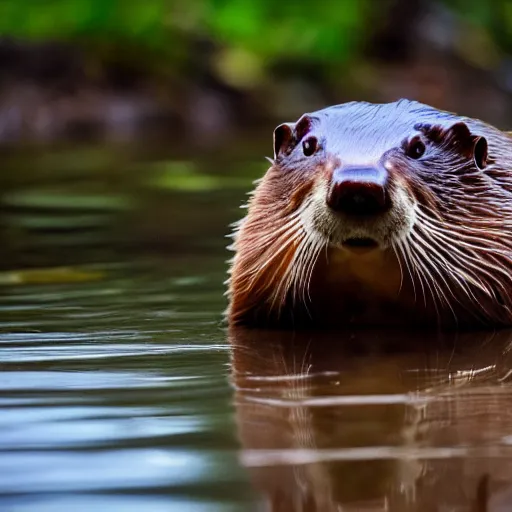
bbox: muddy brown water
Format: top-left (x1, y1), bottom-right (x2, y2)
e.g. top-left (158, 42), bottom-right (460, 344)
top-left (1, 143), bottom-right (512, 511)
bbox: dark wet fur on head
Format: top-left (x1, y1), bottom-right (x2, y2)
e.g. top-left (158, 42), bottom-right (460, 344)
top-left (226, 99), bottom-right (512, 329)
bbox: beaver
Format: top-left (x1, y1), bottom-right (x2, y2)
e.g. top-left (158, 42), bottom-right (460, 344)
top-left (227, 99), bottom-right (512, 329)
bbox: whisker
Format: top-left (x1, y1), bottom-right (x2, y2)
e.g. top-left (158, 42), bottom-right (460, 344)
top-left (391, 242), bottom-right (405, 295)
top-left (395, 239), bottom-right (417, 302)
top-left (404, 202), bottom-right (512, 325)
top-left (408, 231), bottom-right (459, 324)
top-left (401, 237), bottom-right (428, 307)
top-left (406, 235), bottom-right (445, 324)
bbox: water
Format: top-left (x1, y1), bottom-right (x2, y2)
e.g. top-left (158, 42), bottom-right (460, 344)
top-left (0, 259), bottom-right (253, 511)
top-left (1, 144), bottom-right (512, 511)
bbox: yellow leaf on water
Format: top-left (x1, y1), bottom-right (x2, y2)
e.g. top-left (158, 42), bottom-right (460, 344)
top-left (0, 267), bottom-right (106, 286)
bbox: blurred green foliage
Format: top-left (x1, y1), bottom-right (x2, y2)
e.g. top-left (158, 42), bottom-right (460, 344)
top-left (0, 0), bottom-right (510, 91)
top-left (451, 0), bottom-right (512, 55)
top-left (0, 0), bottom-right (166, 41)
top-left (204, 0), bottom-right (368, 61)
top-left (0, 0), bottom-right (368, 61)
top-left (0, 0), bottom-right (510, 77)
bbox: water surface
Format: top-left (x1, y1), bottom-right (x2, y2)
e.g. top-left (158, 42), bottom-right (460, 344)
top-left (0, 257), bottom-right (256, 511)
top-left (1, 144), bottom-right (512, 511)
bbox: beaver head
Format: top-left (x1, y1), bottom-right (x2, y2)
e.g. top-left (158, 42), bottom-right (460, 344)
top-left (227, 100), bottom-right (512, 328)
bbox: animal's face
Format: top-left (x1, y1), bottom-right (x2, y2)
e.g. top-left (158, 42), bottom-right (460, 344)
top-left (228, 100), bottom-right (512, 327)
top-left (272, 100), bottom-right (495, 251)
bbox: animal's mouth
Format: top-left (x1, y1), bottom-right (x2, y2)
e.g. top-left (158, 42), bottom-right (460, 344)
top-left (342, 237), bottom-right (380, 252)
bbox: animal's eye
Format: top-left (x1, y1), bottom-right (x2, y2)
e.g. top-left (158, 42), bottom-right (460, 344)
top-left (302, 136), bottom-right (318, 157)
top-left (406, 136), bottom-right (426, 159)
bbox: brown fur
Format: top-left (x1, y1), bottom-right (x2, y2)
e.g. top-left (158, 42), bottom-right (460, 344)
top-left (227, 100), bottom-right (512, 329)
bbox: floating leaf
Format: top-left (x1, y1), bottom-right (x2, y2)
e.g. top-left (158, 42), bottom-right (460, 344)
top-left (0, 266), bottom-right (105, 285)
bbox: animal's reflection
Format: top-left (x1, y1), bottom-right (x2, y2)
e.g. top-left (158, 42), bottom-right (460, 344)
top-left (229, 327), bottom-right (512, 511)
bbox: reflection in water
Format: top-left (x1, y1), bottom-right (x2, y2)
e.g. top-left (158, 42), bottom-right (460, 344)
top-left (230, 327), bottom-right (512, 511)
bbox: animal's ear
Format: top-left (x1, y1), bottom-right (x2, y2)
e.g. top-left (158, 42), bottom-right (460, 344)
top-left (417, 121), bottom-right (489, 169)
top-left (473, 136), bottom-right (488, 170)
top-left (443, 122), bottom-right (489, 169)
top-left (273, 123), bottom-right (294, 159)
top-left (295, 114), bottom-right (313, 140)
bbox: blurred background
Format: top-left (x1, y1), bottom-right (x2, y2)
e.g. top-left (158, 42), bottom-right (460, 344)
top-left (0, 0), bottom-right (511, 140)
top-left (2, 3), bottom-right (512, 511)
top-left (1, 0), bottom-right (512, 271)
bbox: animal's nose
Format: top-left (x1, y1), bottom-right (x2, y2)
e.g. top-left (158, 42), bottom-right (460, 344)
top-left (326, 165), bottom-right (390, 216)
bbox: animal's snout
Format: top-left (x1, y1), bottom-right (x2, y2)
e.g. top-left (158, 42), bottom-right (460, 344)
top-left (326, 166), bottom-right (390, 216)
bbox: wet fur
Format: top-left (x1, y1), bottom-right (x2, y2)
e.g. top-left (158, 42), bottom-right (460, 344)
top-left (226, 99), bottom-right (512, 329)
